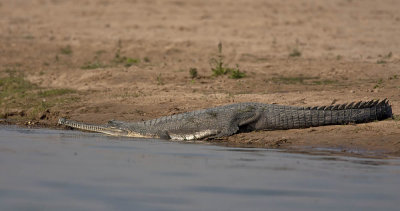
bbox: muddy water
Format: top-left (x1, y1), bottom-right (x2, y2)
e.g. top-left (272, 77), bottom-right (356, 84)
top-left (0, 126), bottom-right (399, 211)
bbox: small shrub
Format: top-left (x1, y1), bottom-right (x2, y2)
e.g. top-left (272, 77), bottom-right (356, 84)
top-left (143, 57), bottom-right (151, 62)
top-left (377, 60), bottom-right (387, 64)
top-left (156, 73), bottom-right (164, 85)
top-left (210, 42), bottom-right (229, 76)
top-left (189, 68), bottom-right (198, 79)
top-left (60, 45), bottom-right (72, 55)
top-left (81, 61), bottom-right (106, 69)
top-left (209, 42), bottom-right (245, 79)
top-left (229, 65), bottom-right (246, 79)
top-left (112, 49), bottom-right (140, 67)
top-left (289, 48), bottom-right (301, 57)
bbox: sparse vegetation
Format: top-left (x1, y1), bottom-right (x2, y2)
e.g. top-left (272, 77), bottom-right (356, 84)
top-left (229, 65), bottom-right (246, 79)
top-left (268, 75), bottom-right (338, 85)
top-left (209, 42), bottom-right (246, 79)
top-left (60, 45), bottom-right (72, 55)
top-left (210, 42), bottom-right (229, 76)
top-left (377, 60), bottom-right (387, 64)
top-left (112, 50), bottom-right (140, 67)
top-left (373, 78), bottom-right (384, 89)
top-left (143, 57), bottom-right (151, 63)
top-left (23, 35), bottom-right (35, 40)
top-left (270, 76), bottom-right (318, 84)
top-left (377, 52), bottom-right (393, 64)
top-left (0, 70), bottom-right (79, 121)
top-left (81, 61), bottom-right (107, 69)
top-left (0, 72), bottom-right (37, 102)
top-left (189, 68), bottom-right (198, 79)
top-left (112, 40), bottom-right (140, 67)
top-left (156, 73), bottom-right (164, 85)
top-left (289, 48), bottom-right (301, 57)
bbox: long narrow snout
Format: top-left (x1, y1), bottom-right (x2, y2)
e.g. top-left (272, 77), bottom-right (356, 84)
top-left (58, 118), bottom-right (130, 136)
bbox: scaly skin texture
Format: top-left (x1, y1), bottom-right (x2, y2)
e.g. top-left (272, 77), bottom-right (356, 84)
top-left (58, 99), bottom-right (393, 140)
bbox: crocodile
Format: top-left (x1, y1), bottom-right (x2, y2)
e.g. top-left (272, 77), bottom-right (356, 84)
top-left (58, 99), bottom-right (392, 140)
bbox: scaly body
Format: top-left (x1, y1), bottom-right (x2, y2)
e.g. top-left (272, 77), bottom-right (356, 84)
top-left (58, 99), bottom-right (392, 140)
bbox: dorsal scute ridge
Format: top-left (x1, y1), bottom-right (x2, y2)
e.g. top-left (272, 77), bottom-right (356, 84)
top-left (338, 103), bottom-right (347, 110)
top-left (354, 101), bottom-right (362, 108)
top-left (317, 99), bottom-right (390, 111)
top-left (378, 98), bottom-right (387, 106)
top-left (344, 102), bottom-right (355, 109)
top-left (369, 100), bottom-right (376, 106)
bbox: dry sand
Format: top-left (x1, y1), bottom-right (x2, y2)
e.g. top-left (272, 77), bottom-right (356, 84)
top-left (1, 0), bottom-right (399, 157)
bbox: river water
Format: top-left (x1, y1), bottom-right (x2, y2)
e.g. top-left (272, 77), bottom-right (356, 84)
top-left (0, 126), bottom-right (399, 211)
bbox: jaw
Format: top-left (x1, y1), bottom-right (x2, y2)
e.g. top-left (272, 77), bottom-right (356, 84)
top-left (58, 118), bottom-right (153, 138)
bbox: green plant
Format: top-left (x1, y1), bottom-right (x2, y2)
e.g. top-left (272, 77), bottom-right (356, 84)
top-left (112, 49), bottom-right (140, 67)
top-left (60, 45), bottom-right (72, 55)
top-left (209, 42), bottom-right (245, 79)
top-left (210, 42), bottom-right (229, 76)
top-left (81, 61), bottom-right (106, 69)
top-left (389, 75), bottom-right (398, 80)
top-left (24, 35), bottom-right (35, 40)
top-left (189, 68), bottom-right (198, 79)
top-left (156, 73), bottom-right (164, 85)
top-left (229, 65), bottom-right (246, 79)
top-left (143, 57), bottom-right (151, 62)
top-left (384, 52), bottom-right (392, 59)
top-left (377, 60), bottom-right (387, 64)
top-left (373, 78), bottom-right (384, 89)
top-left (0, 70), bottom-right (79, 121)
top-left (377, 52), bottom-right (392, 64)
top-left (0, 74), bottom-right (36, 102)
top-left (289, 48), bottom-right (301, 57)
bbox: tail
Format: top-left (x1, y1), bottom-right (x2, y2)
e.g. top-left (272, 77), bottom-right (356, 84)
top-left (58, 118), bottom-right (129, 136)
top-left (266, 99), bottom-right (392, 130)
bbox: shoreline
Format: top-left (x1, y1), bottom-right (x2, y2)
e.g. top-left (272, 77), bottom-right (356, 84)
top-left (2, 116), bottom-right (399, 158)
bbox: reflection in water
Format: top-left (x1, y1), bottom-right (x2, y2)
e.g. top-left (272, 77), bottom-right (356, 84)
top-left (0, 126), bottom-right (399, 211)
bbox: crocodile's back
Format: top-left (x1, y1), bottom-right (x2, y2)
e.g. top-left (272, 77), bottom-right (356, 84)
top-left (132, 103), bottom-right (262, 139)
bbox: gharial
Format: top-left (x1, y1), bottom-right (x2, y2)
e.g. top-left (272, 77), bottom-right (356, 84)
top-left (58, 99), bottom-right (393, 140)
